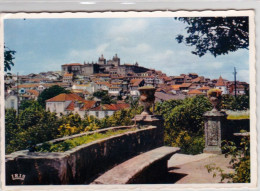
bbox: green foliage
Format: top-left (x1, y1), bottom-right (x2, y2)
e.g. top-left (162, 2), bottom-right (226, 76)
top-left (19, 100), bottom-right (38, 111)
top-left (5, 104), bottom-right (60, 154)
top-left (222, 94), bottom-right (249, 111)
top-left (5, 109), bottom-right (20, 153)
top-left (93, 90), bottom-right (115, 104)
top-left (36, 128), bottom-right (137, 152)
top-left (175, 17), bottom-right (248, 57)
top-left (155, 96), bottom-right (211, 154)
top-left (4, 47), bottom-right (16, 90)
top-left (205, 135), bottom-right (250, 183)
top-left (4, 47), bottom-right (16, 72)
top-left (5, 100), bottom-right (140, 154)
top-left (38, 85), bottom-right (70, 107)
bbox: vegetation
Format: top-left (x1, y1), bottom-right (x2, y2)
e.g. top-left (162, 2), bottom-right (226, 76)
top-left (205, 134), bottom-right (250, 183)
top-left (4, 46), bottom-right (16, 73)
top-left (5, 99), bottom-right (142, 154)
top-left (154, 94), bottom-right (249, 155)
top-left (93, 90), bottom-right (116, 104)
top-left (6, 91), bottom-right (249, 156)
top-left (4, 46), bottom-right (16, 90)
top-left (221, 94), bottom-right (249, 111)
top-left (155, 96), bottom-right (211, 154)
top-left (36, 128), bottom-right (137, 152)
top-left (175, 17), bottom-right (249, 57)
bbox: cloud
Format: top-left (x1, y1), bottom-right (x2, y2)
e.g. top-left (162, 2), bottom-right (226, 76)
top-left (237, 69), bottom-right (249, 82)
top-left (108, 19), bottom-right (149, 37)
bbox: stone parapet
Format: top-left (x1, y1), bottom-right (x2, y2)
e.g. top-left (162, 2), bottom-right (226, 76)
top-left (5, 125), bottom-right (163, 185)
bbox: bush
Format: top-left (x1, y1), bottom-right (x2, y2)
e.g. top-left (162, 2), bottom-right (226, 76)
top-left (155, 96), bottom-right (211, 154)
top-left (205, 135), bottom-right (250, 183)
top-left (222, 94), bottom-right (249, 111)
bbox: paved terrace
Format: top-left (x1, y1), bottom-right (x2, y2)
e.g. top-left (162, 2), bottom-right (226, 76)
top-left (152, 153), bottom-right (234, 184)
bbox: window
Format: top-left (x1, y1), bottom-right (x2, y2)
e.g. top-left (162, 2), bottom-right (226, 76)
top-left (11, 99), bottom-right (15, 109)
top-left (95, 111), bottom-right (99, 118)
top-left (105, 111), bottom-right (108, 117)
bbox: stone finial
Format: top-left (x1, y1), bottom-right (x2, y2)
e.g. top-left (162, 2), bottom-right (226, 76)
top-left (207, 89), bottom-right (222, 111)
top-left (138, 86), bottom-right (156, 115)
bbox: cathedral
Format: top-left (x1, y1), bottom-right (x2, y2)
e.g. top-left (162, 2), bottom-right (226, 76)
top-left (61, 54), bottom-right (149, 77)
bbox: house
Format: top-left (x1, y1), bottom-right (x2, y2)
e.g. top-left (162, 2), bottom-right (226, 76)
top-left (215, 76), bottom-right (228, 94)
top-left (188, 73), bottom-right (199, 79)
top-left (187, 89), bottom-right (204, 96)
top-left (26, 89), bottom-right (40, 100)
top-left (171, 85), bottom-right (181, 94)
top-left (46, 93), bottom-right (98, 117)
top-left (63, 73), bottom-right (73, 83)
top-left (108, 86), bottom-right (122, 96)
top-left (179, 83), bottom-right (192, 91)
top-left (173, 76), bottom-right (185, 84)
top-left (95, 81), bottom-right (110, 91)
top-left (5, 92), bottom-right (18, 111)
top-left (89, 103), bottom-right (130, 119)
top-left (129, 79), bottom-right (145, 97)
top-left (72, 83), bottom-right (97, 94)
top-left (198, 86), bottom-right (210, 94)
top-left (229, 84), bottom-right (246, 95)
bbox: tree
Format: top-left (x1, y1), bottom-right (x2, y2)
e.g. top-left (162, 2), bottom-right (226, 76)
top-left (93, 90), bottom-right (115, 104)
top-left (4, 46), bottom-right (16, 73)
top-left (4, 47), bottom-right (16, 91)
top-left (175, 17), bottom-right (249, 57)
top-left (38, 85), bottom-right (70, 107)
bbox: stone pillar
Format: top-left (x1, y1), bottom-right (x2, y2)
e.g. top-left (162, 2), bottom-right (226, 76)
top-left (132, 86), bottom-right (164, 146)
top-left (204, 89), bottom-right (227, 154)
top-left (203, 110), bottom-right (227, 154)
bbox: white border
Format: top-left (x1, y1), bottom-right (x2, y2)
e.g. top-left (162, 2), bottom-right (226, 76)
top-left (0, 10), bottom-right (257, 190)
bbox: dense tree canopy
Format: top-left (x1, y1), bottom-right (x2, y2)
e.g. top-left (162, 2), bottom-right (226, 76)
top-left (175, 17), bottom-right (249, 57)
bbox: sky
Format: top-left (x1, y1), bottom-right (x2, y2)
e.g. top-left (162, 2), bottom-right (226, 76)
top-left (4, 17), bottom-right (249, 82)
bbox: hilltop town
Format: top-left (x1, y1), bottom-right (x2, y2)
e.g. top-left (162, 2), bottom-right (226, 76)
top-left (5, 54), bottom-right (249, 119)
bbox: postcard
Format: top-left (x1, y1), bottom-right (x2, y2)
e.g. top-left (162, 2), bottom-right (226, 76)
top-left (0, 10), bottom-right (256, 190)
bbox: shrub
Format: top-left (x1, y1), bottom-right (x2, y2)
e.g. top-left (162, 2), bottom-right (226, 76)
top-left (205, 135), bottom-right (250, 183)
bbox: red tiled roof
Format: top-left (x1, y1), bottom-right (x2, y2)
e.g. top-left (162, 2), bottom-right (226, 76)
top-left (66, 101), bottom-right (75, 111)
top-left (26, 89), bottom-right (39, 97)
top-left (174, 76), bottom-right (184, 79)
top-left (64, 73), bottom-right (73, 77)
top-left (46, 93), bottom-right (85, 102)
top-left (130, 79), bottom-right (144, 86)
top-left (80, 101), bottom-right (97, 111)
top-left (187, 89), bottom-right (204, 95)
top-left (198, 86), bottom-right (210, 90)
top-left (215, 76), bottom-right (225, 86)
top-left (191, 77), bottom-right (201, 83)
top-left (90, 103), bottom-right (130, 111)
top-left (171, 85), bottom-right (181, 90)
top-left (180, 83), bottom-right (192, 88)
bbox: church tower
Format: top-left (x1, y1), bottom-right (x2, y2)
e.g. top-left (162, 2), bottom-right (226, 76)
top-left (98, 54), bottom-right (106, 65)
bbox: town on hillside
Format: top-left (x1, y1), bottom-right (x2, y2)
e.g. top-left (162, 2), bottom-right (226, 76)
top-left (5, 54), bottom-right (249, 119)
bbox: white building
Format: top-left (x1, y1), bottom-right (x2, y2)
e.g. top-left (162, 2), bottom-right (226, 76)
top-left (46, 93), bottom-right (98, 117)
top-left (89, 103), bottom-right (130, 119)
top-left (5, 93), bottom-right (18, 111)
top-left (215, 76), bottom-right (228, 94)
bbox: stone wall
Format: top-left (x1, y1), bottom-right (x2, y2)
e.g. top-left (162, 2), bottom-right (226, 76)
top-left (5, 125), bottom-right (163, 185)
